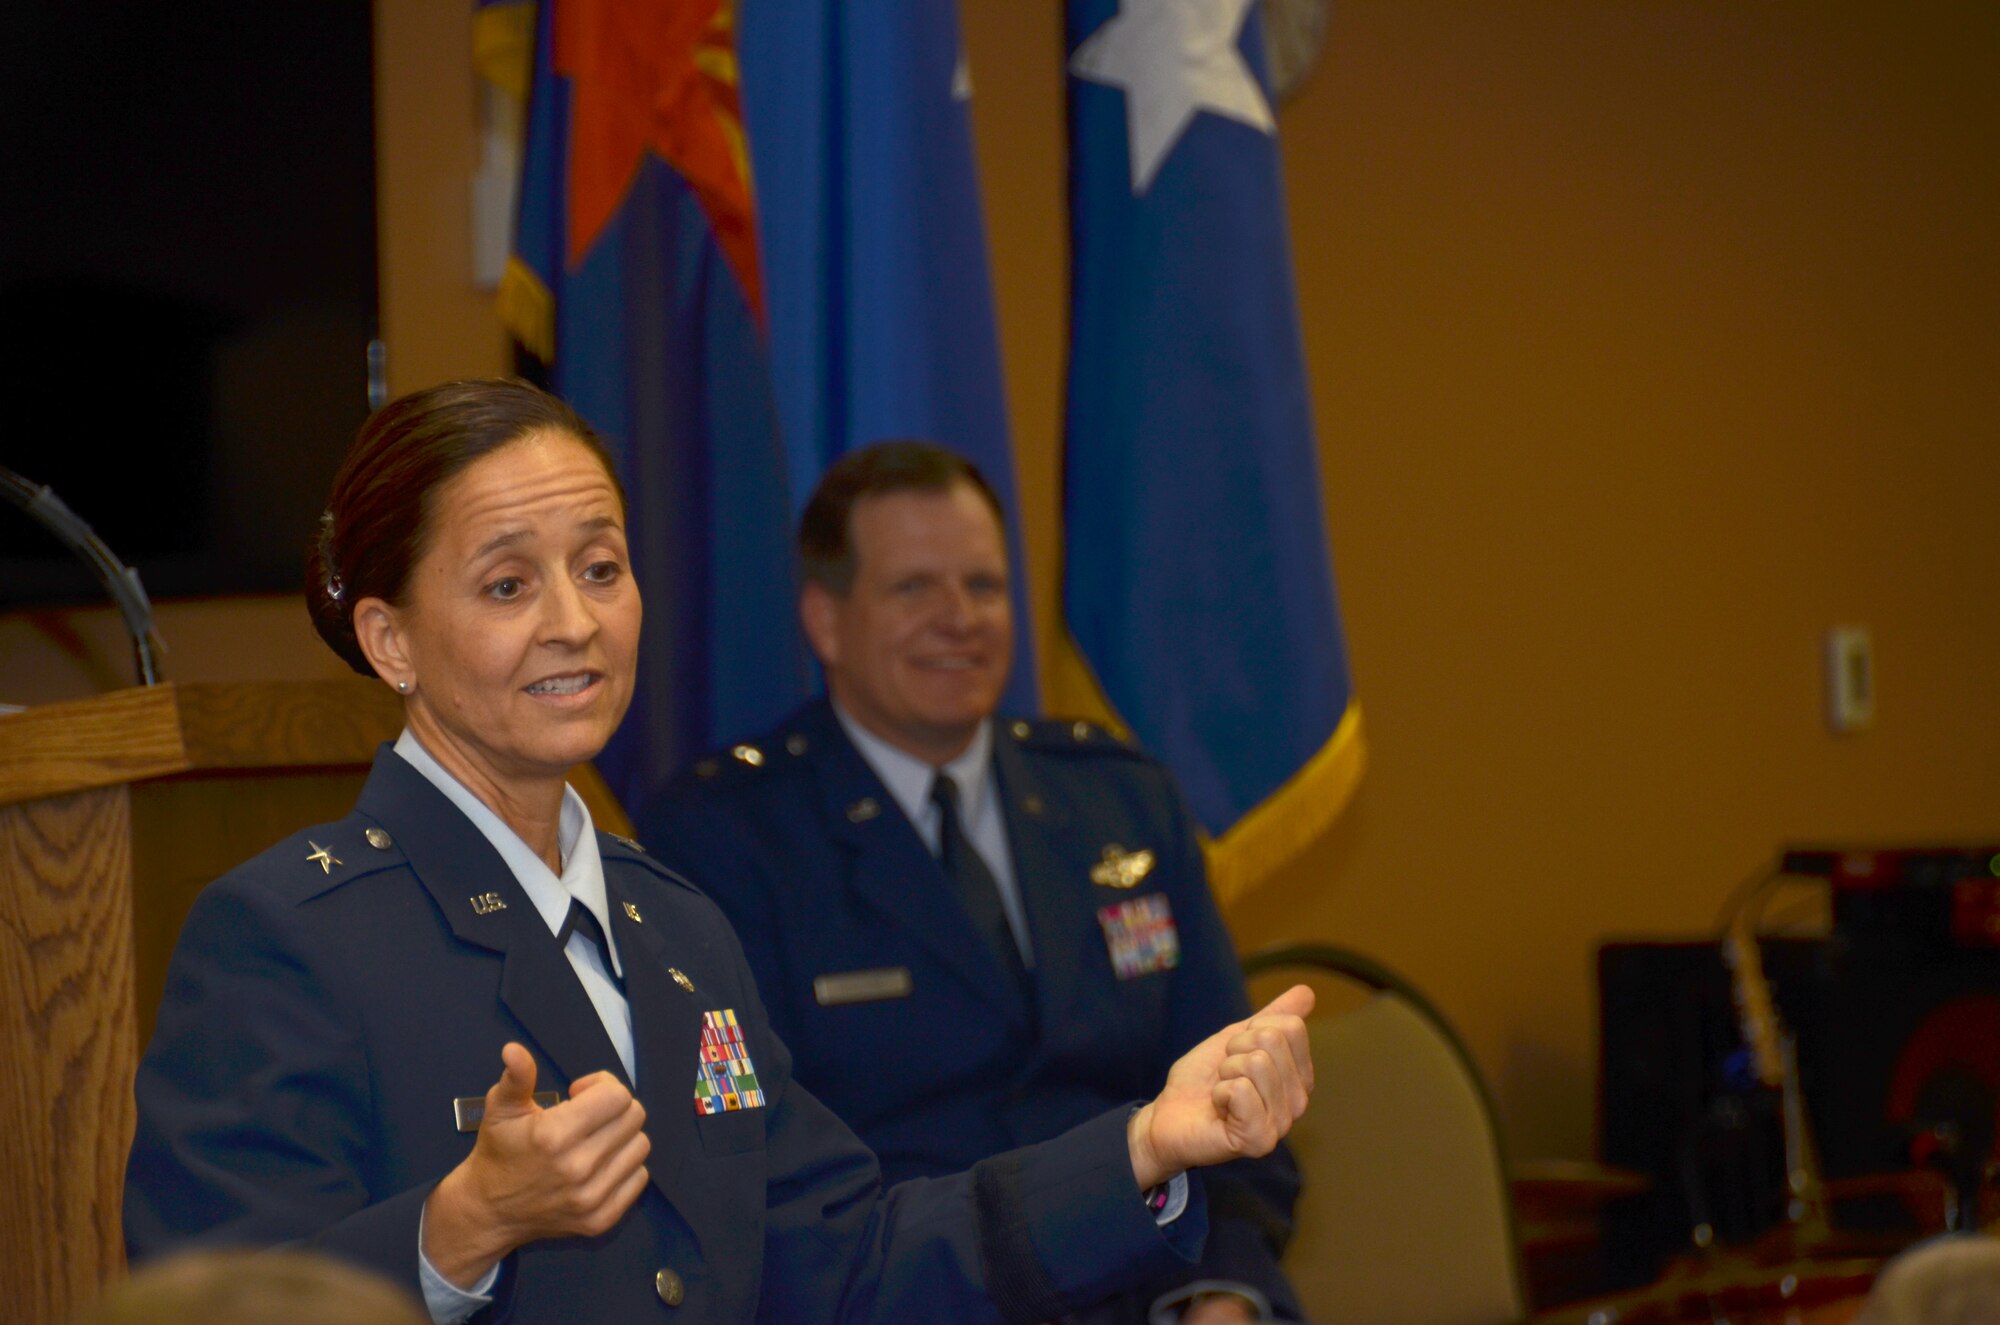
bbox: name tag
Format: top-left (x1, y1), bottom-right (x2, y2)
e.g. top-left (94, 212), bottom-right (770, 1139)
top-left (454, 1092), bottom-right (559, 1132)
top-left (813, 966), bottom-right (914, 1006)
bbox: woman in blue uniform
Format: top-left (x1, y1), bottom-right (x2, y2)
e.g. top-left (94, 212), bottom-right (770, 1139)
top-left (123, 378), bottom-right (1315, 1324)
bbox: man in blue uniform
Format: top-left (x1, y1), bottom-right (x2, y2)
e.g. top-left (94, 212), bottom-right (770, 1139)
top-left (639, 443), bottom-right (1302, 1324)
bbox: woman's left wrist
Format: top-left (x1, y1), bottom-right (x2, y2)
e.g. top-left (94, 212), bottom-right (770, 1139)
top-left (1126, 1101), bottom-right (1169, 1190)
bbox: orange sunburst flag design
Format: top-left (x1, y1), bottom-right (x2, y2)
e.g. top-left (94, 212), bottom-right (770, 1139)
top-left (553, 0), bottom-right (761, 321)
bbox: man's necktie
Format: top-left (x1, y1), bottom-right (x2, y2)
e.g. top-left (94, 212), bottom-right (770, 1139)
top-left (930, 773), bottom-right (1031, 1000)
top-left (558, 897), bottom-right (623, 991)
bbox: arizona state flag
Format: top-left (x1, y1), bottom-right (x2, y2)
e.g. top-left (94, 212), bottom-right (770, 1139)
top-left (500, 1), bottom-right (1040, 810)
top-left (1063, 0), bottom-right (1363, 902)
top-left (503, 0), bottom-right (809, 814)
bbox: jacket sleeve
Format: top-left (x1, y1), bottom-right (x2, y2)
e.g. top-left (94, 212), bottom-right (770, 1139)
top-left (679, 905), bottom-right (1211, 1325)
top-left (1149, 765), bottom-right (1306, 1320)
top-left (123, 872), bottom-right (439, 1298)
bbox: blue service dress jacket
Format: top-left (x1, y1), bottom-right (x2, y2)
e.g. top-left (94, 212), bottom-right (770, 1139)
top-left (125, 748), bottom-right (1205, 1324)
top-left (638, 700), bottom-right (1302, 1323)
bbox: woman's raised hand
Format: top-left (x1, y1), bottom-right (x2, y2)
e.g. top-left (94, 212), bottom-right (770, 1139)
top-left (1125, 985), bottom-right (1315, 1191)
top-left (421, 1043), bottom-right (651, 1287)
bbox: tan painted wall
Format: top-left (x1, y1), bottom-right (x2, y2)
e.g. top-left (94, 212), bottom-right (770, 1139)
top-left (7, 1), bottom-right (1995, 1160)
top-left (968, 0), bottom-right (2000, 1158)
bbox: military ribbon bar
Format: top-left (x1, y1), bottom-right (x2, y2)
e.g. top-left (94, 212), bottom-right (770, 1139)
top-left (1096, 894), bottom-right (1181, 981)
top-left (693, 1008), bottom-right (766, 1114)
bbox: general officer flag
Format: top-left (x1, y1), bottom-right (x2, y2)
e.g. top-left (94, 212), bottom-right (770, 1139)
top-left (1063, 0), bottom-right (1363, 901)
top-left (502, 0), bottom-right (810, 814)
top-left (738, 0), bottom-right (1040, 716)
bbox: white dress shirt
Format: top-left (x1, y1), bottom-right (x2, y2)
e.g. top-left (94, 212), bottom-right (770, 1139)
top-left (832, 705), bottom-right (1034, 966)
top-left (392, 730), bottom-right (634, 1323)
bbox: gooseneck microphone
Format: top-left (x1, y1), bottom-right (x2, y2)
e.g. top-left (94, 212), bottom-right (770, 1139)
top-left (1, 464), bottom-right (163, 686)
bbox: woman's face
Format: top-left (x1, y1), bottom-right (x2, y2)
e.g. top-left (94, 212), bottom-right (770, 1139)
top-left (367, 430), bottom-right (640, 798)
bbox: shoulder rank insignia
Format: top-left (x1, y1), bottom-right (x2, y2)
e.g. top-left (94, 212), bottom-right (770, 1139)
top-left (693, 1008), bottom-right (766, 1113)
top-left (305, 841), bottom-right (343, 874)
top-left (1006, 716), bottom-right (1134, 749)
top-left (1090, 844), bottom-right (1156, 889)
top-left (1097, 893), bottom-right (1181, 980)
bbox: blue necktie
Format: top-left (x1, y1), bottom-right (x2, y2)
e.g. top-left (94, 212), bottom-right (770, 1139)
top-left (931, 773), bottom-right (1030, 1000)
top-left (558, 897), bottom-right (623, 992)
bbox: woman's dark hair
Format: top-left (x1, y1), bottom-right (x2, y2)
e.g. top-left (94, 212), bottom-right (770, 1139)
top-left (797, 440), bottom-right (1005, 593)
top-left (305, 378), bottom-right (622, 676)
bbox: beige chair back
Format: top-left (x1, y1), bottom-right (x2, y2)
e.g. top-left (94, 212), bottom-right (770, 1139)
top-left (1248, 945), bottom-right (1526, 1325)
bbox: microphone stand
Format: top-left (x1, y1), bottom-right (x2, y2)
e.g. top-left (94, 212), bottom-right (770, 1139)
top-left (1720, 870), bottom-right (1834, 1253)
top-left (1, 465), bottom-right (164, 686)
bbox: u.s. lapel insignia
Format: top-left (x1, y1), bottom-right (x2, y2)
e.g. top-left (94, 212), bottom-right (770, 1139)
top-left (1090, 844), bottom-right (1156, 889)
top-left (846, 797), bottom-right (881, 823)
top-left (669, 967), bottom-right (695, 994)
top-left (1097, 893), bottom-right (1181, 980)
top-left (470, 892), bottom-right (507, 915)
top-left (693, 1008), bottom-right (766, 1113)
top-left (305, 840), bottom-right (343, 874)
top-left (622, 901), bottom-right (643, 923)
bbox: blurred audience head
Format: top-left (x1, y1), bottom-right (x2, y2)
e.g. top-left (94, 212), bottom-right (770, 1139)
top-left (1852, 1233), bottom-right (2000, 1325)
top-left (76, 1249), bottom-right (429, 1325)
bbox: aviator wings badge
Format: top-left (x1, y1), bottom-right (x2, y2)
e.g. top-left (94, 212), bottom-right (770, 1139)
top-left (1090, 844), bottom-right (1156, 889)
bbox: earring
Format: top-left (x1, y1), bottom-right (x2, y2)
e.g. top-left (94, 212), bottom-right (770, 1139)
top-left (396, 680), bottom-right (411, 694)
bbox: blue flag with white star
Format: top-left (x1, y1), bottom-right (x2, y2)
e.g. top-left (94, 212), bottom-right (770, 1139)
top-left (1063, 0), bottom-right (1363, 900)
top-left (740, 0), bottom-right (1040, 717)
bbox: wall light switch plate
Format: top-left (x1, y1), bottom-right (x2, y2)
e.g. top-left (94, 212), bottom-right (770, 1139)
top-left (1825, 625), bottom-right (1874, 734)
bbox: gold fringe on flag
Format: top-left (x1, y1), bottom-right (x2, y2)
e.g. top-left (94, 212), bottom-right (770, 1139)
top-left (472, 1), bottom-right (537, 102)
top-left (1202, 703), bottom-right (1366, 909)
top-left (1048, 629), bottom-right (1366, 909)
top-left (497, 256), bottom-right (556, 363)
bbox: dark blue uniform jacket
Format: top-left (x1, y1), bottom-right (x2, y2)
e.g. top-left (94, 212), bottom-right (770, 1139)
top-left (639, 700), bottom-right (1301, 1323)
top-left (126, 748), bottom-right (1202, 1324)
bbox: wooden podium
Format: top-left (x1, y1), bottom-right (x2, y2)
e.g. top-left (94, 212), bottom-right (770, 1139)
top-left (0, 679), bottom-right (402, 1325)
